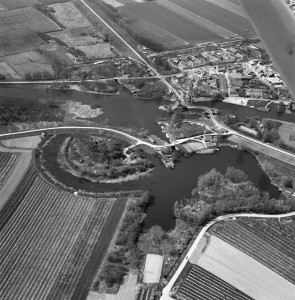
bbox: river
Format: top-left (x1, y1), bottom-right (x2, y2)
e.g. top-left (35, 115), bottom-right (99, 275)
top-left (1, 87), bottom-right (282, 230)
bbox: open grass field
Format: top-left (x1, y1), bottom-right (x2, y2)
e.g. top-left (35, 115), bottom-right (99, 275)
top-left (205, 0), bottom-right (246, 18)
top-left (119, 1), bottom-right (222, 46)
top-left (278, 122), bottom-right (295, 148)
top-left (197, 235), bottom-right (295, 300)
top-left (0, 173), bottom-right (119, 300)
top-left (3, 51), bottom-right (55, 79)
top-left (49, 1), bottom-right (92, 28)
top-left (2, 136), bottom-right (41, 149)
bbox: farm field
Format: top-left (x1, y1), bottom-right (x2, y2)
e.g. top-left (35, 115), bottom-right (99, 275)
top-left (197, 235), bottom-right (295, 300)
top-left (0, 62), bottom-right (22, 80)
top-left (0, 149), bottom-right (32, 211)
top-left (48, 27), bottom-right (101, 48)
top-left (2, 136), bottom-right (41, 149)
top-left (48, 1), bottom-right (92, 28)
top-left (119, 2), bottom-right (222, 47)
top-left (0, 32), bottom-right (45, 57)
top-left (177, 264), bottom-right (253, 300)
top-left (205, 0), bottom-right (246, 18)
top-left (0, 7), bottom-right (60, 34)
top-left (3, 51), bottom-right (55, 79)
top-left (210, 220), bottom-right (295, 285)
top-left (169, 0), bottom-right (255, 38)
top-left (0, 0), bottom-right (39, 10)
top-left (0, 173), bottom-right (119, 300)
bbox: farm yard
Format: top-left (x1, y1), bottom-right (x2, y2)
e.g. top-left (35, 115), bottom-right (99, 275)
top-left (196, 235), bottom-right (295, 300)
top-left (48, 2), bottom-right (92, 28)
top-left (0, 172), bottom-right (124, 300)
top-left (176, 264), bottom-right (254, 300)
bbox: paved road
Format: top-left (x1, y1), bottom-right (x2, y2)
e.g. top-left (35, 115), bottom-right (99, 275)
top-left (160, 210), bottom-right (295, 300)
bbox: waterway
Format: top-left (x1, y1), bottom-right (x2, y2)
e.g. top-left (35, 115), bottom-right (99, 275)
top-left (1, 87), bottom-right (282, 230)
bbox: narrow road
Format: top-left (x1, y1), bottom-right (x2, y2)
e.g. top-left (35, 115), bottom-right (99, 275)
top-left (160, 210), bottom-right (295, 300)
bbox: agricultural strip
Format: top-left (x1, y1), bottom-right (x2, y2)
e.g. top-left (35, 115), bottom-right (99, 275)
top-left (0, 0), bottom-right (39, 10)
top-left (0, 62), bottom-right (22, 80)
top-left (77, 44), bottom-right (116, 59)
top-left (178, 265), bottom-right (253, 300)
top-left (0, 175), bottom-right (116, 300)
top-left (197, 235), bottom-right (295, 300)
top-left (205, 0), bottom-right (246, 18)
top-left (169, 0), bottom-right (255, 38)
top-left (156, 0), bottom-right (238, 38)
top-left (0, 7), bottom-right (60, 34)
top-left (71, 198), bottom-right (128, 300)
top-left (0, 32), bottom-right (45, 57)
top-left (210, 220), bottom-right (295, 285)
top-left (0, 150), bottom-right (32, 211)
top-left (120, 2), bottom-right (221, 44)
top-left (1, 136), bottom-right (41, 149)
top-left (228, 134), bottom-right (295, 166)
top-left (48, 2), bottom-right (92, 28)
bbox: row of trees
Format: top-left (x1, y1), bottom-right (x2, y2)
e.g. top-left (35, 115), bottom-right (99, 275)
top-left (97, 193), bottom-right (149, 289)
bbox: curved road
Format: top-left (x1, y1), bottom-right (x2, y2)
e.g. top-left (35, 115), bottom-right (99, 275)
top-left (160, 210), bottom-right (295, 300)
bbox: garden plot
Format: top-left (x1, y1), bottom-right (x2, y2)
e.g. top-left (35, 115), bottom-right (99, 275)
top-left (3, 51), bottom-right (55, 79)
top-left (48, 1), bottom-right (92, 28)
top-left (48, 28), bottom-right (100, 48)
top-left (78, 44), bottom-right (116, 59)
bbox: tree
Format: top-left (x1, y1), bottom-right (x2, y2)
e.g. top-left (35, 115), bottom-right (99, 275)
top-left (149, 225), bottom-right (165, 243)
top-left (225, 167), bottom-right (248, 183)
top-left (278, 101), bottom-right (285, 113)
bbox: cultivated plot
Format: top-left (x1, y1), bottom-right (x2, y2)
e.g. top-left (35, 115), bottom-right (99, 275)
top-left (3, 51), bottom-right (55, 79)
top-left (0, 32), bottom-right (45, 57)
top-left (0, 174), bottom-right (116, 300)
top-left (119, 2), bottom-right (222, 47)
top-left (169, 0), bottom-right (255, 38)
top-left (0, 0), bottom-right (39, 10)
top-left (198, 235), bottom-right (295, 300)
top-left (0, 7), bottom-right (60, 34)
top-left (0, 62), bottom-right (22, 80)
top-left (78, 44), bottom-right (116, 59)
top-left (48, 1), bottom-right (92, 28)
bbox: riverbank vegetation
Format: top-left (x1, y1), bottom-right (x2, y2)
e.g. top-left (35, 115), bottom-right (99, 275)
top-left (0, 96), bottom-right (65, 132)
top-left (58, 136), bottom-right (154, 183)
top-left (174, 167), bottom-right (294, 228)
top-left (93, 192), bottom-right (149, 293)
